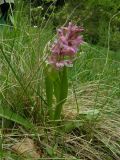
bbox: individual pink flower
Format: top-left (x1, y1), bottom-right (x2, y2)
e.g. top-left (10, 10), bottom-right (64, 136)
top-left (47, 22), bottom-right (84, 69)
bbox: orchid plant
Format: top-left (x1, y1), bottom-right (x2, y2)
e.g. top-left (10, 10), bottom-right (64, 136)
top-left (45, 22), bottom-right (84, 122)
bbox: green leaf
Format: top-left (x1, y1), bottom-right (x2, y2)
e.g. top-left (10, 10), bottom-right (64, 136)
top-left (46, 144), bottom-right (58, 157)
top-left (47, 67), bottom-right (61, 102)
top-left (54, 67), bottom-right (68, 121)
top-left (59, 67), bottom-right (68, 102)
top-left (0, 106), bottom-right (34, 129)
top-left (78, 109), bottom-right (100, 120)
top-left (9, 15), bottom-right (15, 26)
top-left (46, 146), bottom-right (54, 157)
top-left (63, 121), bottom-right (82, 133)
top-left (53, 79), bottom-right (61, 102)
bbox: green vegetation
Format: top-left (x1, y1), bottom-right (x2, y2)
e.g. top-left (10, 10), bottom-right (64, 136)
top-left (0, 0), bottom-right (120, 159)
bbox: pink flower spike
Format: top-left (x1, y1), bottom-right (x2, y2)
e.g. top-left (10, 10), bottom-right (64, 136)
top-left (56, 61), bottom-right (65, 69)
top-left (69, 36), bottom-right (84, 47)
top-left (64, 60), bottom-right (73, 67)
top-left (55, 60), bottom-right (73, 69)
top-left (47, 22), bottom-right (84, 69)
top-left (51, 42), bottom-right (61, 54)
top-left (60, 36), bottom-right (68, 45)
top-left (61, 45), bottom-right (76, 56)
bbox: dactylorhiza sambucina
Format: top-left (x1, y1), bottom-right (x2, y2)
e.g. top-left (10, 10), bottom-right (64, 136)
top-left (47, 22), bottom-right (84, 69)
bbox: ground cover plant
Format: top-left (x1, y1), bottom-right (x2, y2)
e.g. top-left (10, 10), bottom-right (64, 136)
top-left (0, 0), bottom-right (120, 159)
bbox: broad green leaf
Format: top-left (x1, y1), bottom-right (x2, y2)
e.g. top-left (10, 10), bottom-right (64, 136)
top-left (59, 67), bottom-right (68, 102)
top-left (46, 144), bottom-right (58, 157)
top-left (63, 121), bottom-right (82, 133)
top-left (78, 109), bottom-right (100, 120)
top-left (46, 146), bottom-right (54, 157)
top-left (54, 67), bottom-right (68, 120)
top-left (46, 67), bottom-right (59, 82)
top-left (44, 67), bottom-right (60, 119)
top-left (53, 79), bottom-right (60, 102)
top-left (0, 106), bottom-right (33, 129)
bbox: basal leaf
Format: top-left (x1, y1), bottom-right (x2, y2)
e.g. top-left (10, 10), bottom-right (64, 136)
top-left (0, 106), bottom-right (33, 129)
